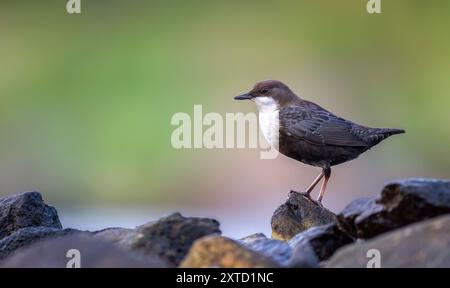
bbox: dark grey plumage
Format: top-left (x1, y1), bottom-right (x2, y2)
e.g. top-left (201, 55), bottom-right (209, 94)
top-left (278, 100), bottom-right (405, 167)
top-left (234, 80), bottom-right (405, 203)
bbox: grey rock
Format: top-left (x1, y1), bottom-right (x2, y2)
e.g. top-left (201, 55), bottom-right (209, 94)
top-left (95, 213), bottom-right (221, 267)
top-left (0, 192), bottom-right (62, 239)
top-left (337, 196), bottom-right (382, 237)
top-left (239, 224), bottom-right (353, 268)
top-left (288, 223), bottom-right (354, 267)
top-left (240, 233), bottom-right (292, 266)
top-left (288, 239), bottom-right (320, 268)
top-left (93, 227), bottom-right (133, 243)
top-left (271, 191), bottom-right (337, 241)
top-left (326, 214), bottom-right (450, 268)
top-left (1, 234), bottom-right (168, 268)
top-left (338, 178), bottom-right (450, 239)
top-left (0, 226), bottom-right (79, 260)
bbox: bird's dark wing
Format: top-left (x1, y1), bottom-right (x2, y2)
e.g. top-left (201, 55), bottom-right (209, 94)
top-left (279, 104), bottom-right (368, 147)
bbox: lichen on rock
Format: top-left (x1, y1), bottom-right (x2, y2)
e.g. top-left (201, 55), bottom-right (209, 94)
top-left (271, 191), bottom-right (337, 241)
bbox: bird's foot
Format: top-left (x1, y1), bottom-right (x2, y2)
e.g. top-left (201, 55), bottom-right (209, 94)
top-left (307, 196), bottom-right (324, 208)
top-left (289, 191), bottom-right (323, 207)
top-left (300, 191), bottom-right (313, 200)
top-left (289, 190), bottom-right (312, 199)
top-left (314, 199), bottom-right (324, 208)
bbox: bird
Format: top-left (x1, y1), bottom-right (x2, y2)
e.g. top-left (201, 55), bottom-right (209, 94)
top-left (234, 80), bottom-right (405, 203)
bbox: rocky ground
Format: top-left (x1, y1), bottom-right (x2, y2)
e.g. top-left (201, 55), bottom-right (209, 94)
top-left (1, 178), bottom-right (450, 268)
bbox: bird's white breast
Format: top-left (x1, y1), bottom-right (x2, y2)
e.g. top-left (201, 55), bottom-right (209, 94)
top-left (254, 97), bottom-right (280, 148)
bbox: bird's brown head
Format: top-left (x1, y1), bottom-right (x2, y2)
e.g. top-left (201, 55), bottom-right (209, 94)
top-left (234, 80), bottom-right (299, 110)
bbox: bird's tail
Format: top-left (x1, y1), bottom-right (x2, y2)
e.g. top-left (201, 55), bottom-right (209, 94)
top-left (365, 128), bottom-right (405, 146)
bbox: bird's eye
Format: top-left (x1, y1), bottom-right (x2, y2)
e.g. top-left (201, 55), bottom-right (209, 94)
top-left (260, 89), bottom-right (269, 94)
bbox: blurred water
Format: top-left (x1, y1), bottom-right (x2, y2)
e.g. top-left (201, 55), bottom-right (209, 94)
top-left (59, 205), bottom-right (273, 239)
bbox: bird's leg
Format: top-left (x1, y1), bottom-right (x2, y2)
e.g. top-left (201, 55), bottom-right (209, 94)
top-left (303, 171), bottom-right (325, 197)
top-left (317, 167), bottom-right (331, 203)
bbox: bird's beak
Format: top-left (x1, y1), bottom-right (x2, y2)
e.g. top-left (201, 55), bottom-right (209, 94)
top-left (234, 93), bottom-right (253, 100)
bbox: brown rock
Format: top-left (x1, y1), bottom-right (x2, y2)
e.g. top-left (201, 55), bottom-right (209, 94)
top-left (271, 191), bottom-right (337, 241)
top-left (180, 235), bottom-right (280, 268)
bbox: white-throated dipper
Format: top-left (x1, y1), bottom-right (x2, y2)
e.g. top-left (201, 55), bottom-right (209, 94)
top-left (234, 80), bottom-right (405, 203)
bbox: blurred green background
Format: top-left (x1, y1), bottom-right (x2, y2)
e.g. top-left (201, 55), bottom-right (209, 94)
top-left (1, 0), bottom-right (449, 237)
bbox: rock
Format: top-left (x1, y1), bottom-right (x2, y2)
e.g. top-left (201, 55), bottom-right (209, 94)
top-left (287, 223), bottom-right (354, 267)
top-left (0, 212), bottom-right (219, 267)
top-left (0, 192), bottom-right (62, 239)
top-left (337, 196), bottom-right (382, 237)
top-left (271, 191), bottom-right (337, 241)
top-left (0, 226), bottom-right (79, 260)
top-left (93, 227), bottom-right (133, 243)
top-left (338, 178), bottom-right (450, 239)
top-left (326, 214), bottom-right (450, 268)
top-left (95, 213), bottom-right (221, 267)
top-left (180, 235), bottom-right (280, 268)
top-left (238, 226), bottom-right (352, 268)
top-left (239, 233), bottom-right (292, 266)
top-left (288, 239), bottom-right (320, 268)
top-left (1, 234), bottom-right (168, 268)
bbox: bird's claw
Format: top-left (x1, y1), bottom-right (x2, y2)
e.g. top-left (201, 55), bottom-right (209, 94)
top-left (300, 191), bottom-right (313, 199)
top-left (289, 191), bottom-right (323, 207)
top-left (314, 199), bottom-right (324, 208)
top-left (288, 191), bottom-right (323, 207)
top-left (288, 190), bottom-right (312, 199)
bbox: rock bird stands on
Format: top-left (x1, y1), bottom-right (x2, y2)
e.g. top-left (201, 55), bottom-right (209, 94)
top-left (234, 80), bottom-right (404, 203)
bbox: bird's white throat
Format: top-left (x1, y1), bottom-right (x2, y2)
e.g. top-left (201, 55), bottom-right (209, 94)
top-left (253, 96), bottom-right (279, 112)
top-left (254, 97), bottom-right (280, 148)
